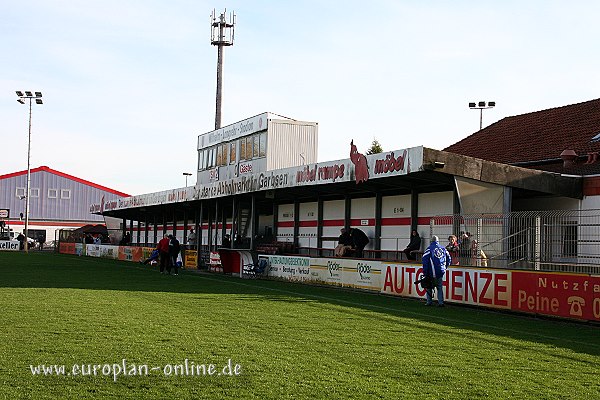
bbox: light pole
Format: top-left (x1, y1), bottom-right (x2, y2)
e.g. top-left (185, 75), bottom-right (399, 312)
top-left (469, 101), bottom-right (495, 130)
top-left (183, 172), bottom-right (192, 187)
top-left (16, 91), bottom-right (43, 253)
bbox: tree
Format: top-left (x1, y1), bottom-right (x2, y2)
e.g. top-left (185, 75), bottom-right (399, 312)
top-left (365, 138), bottom-right (383, 155)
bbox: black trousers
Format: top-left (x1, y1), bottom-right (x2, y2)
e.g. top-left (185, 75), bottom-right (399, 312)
top-left (159, 252), bottom-right (170, 272)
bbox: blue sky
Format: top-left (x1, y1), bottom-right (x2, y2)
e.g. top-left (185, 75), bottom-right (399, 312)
top-left (3, 1), bottom-right (600, 195)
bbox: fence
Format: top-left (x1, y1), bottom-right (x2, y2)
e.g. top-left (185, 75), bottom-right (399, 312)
top-left (430, 209), bottom-right (600, 274)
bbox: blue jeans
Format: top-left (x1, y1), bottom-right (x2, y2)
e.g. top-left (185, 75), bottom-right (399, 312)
top-left (426, 276), bottom-right (444, 305)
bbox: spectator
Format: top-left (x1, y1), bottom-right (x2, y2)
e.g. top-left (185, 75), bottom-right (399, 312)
top-left (471, 240), bottom-right (488, 267)
top-left (119, 232), bottom-right (131, 246)
top-left (334, 228), bottom-right (353, 257)
top-left (168, 234), bottom-right (181, 275)
top-left (349, 228), bottom-right (369, 258)
top-left (222, 234), bottom-right (231, 248)
top-left (16, 233), bottom-right (25, 251)
top-left (446, 235), bottom-right (460, 265)
top-left (140, 248), bottom-right (160, 265)
top-left (187, 228), bottom-right (197, 248)
top-left (459, 232), bottom-right (471, 265)
top-left (422, 235), bottom-right (451, 307)
top-left (403, 230), bottom-right (421, 261)
top-left (157, 234), bottom-right (171, 274)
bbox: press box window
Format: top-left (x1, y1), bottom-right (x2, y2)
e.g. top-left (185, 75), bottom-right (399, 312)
top-left (48, 189), bottom-right (58, 198)
top-left (259, 132), bottom-right (267, 157)
top-left (30, 188), bottom-right (40, 198)
top-left (198, 151), bottom-right (204, 171)
top-left (16, 187), bottom-right (25, 198)
top-left (229, 142), bottom-right (236, 164)
top-left (61, 189), bottom-right (71, 199)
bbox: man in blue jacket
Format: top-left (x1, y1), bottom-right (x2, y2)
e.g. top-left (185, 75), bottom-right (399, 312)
top-left (422, 235), bottom-right (451, 307)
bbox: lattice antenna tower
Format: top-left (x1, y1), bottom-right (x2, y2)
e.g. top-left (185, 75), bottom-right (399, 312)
top-left (211, 9), bottom-right (236, 130)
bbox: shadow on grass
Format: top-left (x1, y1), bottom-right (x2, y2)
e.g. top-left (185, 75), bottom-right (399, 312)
top-left (2, 252), bottom-right (599, 359)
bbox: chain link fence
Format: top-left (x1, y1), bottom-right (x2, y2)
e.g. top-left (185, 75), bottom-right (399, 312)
top-left (429, 209), bottom-right (600, 274)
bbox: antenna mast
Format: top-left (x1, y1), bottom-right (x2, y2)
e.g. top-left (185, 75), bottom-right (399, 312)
top-left (210, 9), bottom-right (235, 130)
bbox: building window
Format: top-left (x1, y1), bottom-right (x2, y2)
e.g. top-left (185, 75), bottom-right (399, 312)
top-left (245, 136), bottom-right (253, 160)
top-left (16, 187), bottom-right (25, 198)
top-left (229, 141), bottom-right (236, 164)
top-left (30, 188), bottom-right (40, 198)
top-left (216, 145), bottom-right (223, 166)
top-left (198, 151), bottom-right (204, 171)
top-left (61, 189), bottom-right (71, 199)
top-left (240, 138), bottom-right (247, 161)
top-left (48, 189), bottom-right (58, 198)
top-left (220, 143), bottom-right (227, 166)
top-left (253, 134), bottom-right (259, 158)
top-left (259, 132), bottom-right (267, 157)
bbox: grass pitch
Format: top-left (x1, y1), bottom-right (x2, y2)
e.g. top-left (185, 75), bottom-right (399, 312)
top-left (0, 252), bottom-right (598, 399)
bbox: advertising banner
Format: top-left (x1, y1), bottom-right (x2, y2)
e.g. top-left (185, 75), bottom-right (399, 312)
top-left (310, 258), bottom-right (343, 286)
top-left (341, 259), bottom-right (383, 291)
top-left (59, 242), bottom-right (76, 255)
top-left (512, 271), bottom-right (600, 321)
top-left (266, 255), bottom-right (311, 281)
top-left (0, 240), bottom-right (20, 251)
top-left (380, 263), bottom-right (512, 309)
top-left (118, 246), bottom-right (143, 262)
top-left (86, 245), bottom-right (118, 259)
top-left (184, 251), bottom-right (198, 268)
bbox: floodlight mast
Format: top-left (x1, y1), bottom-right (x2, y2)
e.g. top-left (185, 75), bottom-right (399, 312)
top-left (469, 101), bottom-right (496, 130)
top-left (15, 90), bottom-right (43, 253)
top-left (211, 9), bottom-right (235, 130)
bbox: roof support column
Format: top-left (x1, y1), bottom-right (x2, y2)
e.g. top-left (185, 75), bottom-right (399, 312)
top-left (229, 197), bottom-right (235, 249)
top-left (273, 203), bottom-right (279, 241)
top-left (374, 193), bottom-right (382, 252)
top-left (250, 194), bottom-right (257, 250)
top-left (410, 189), bottom-right (419, 232)
top-left (153, 214), bottom-right (157, 245)
top-left (293, 200), bottom-right (300, 252)
top-left (344, 195), bottom-right (351, 230)
top-left (317, 197), bottom-right (324, 256)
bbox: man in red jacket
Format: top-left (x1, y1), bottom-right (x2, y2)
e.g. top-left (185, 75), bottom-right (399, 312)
top-left (157, 234), bottom-right (171, 274)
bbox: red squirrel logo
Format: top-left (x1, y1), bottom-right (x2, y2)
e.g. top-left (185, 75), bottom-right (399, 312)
top-left (350, 140), bottom-right (369, 184)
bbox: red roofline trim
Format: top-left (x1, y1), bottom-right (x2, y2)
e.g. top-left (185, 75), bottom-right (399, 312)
top-left (0, 166), bottom-right (130, 197)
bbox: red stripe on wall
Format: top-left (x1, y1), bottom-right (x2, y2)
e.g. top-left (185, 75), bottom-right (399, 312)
top-left (381, 217), bottom-right (412, 226)
top-left (0, 166), bottom-right (129, 197)
top-left (278, 221), bottom-right (295, 228)
top-left (417, 217), bottom-right (432, 225)
top-left (298, 220), bottom-right (318, 227)
top-left (322, 219), bottom-right (345, 227)
top-left (6, 220), bottom-right (96, 227)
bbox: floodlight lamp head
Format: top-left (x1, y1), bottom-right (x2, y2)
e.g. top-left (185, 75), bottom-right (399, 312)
top-left (478, 101), bottom-right (486, 107)
top-left (468, 102), bottom-right (476, 108)
top-left (25, 91), bottom-right (33, 97)
top-left (488, 101), bottom-right (496, 107)
top-left (17, 98), bottom-right (25, 104)
top-left (35, 92), bottom-right (42, 98)
top-left (16, 91), bottom-right (24, 97)
top-left (35, 99), bottom-right (43, 104)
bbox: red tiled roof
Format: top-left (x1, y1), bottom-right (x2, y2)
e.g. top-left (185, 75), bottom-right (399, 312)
top-left (0, 166), bottom-right (130, 197)
top-left (445, 98), bottom-right (600, 168)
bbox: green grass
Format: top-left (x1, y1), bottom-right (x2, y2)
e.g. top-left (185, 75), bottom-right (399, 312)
top-left (0, 252), bottom-right (599, 399)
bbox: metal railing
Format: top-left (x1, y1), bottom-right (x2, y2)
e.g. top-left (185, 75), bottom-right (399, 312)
top-left (429, 210), bottom-right (600, 274)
